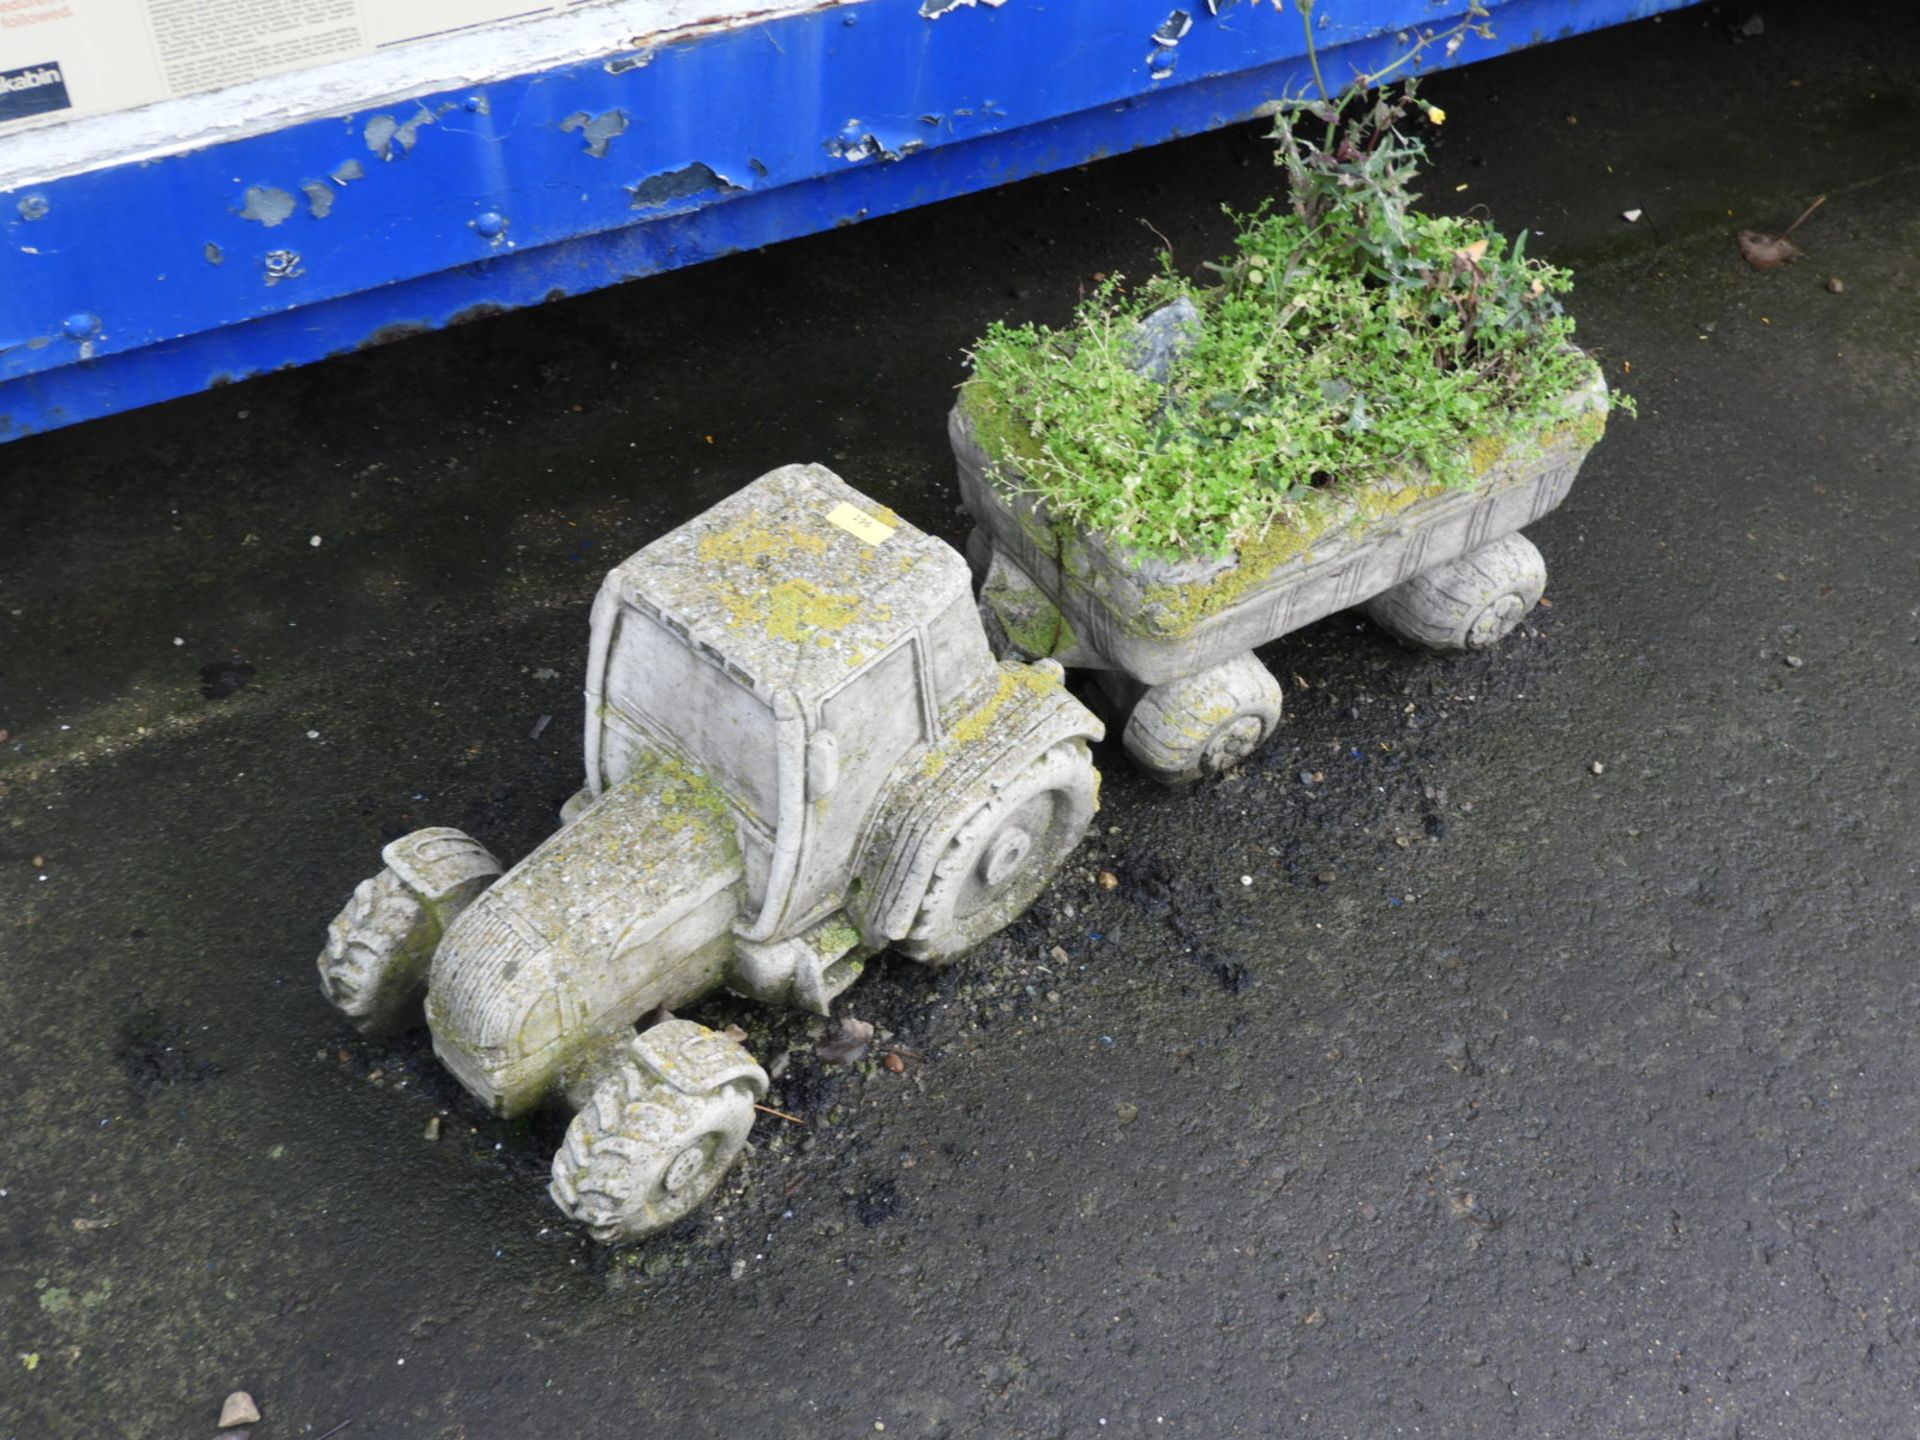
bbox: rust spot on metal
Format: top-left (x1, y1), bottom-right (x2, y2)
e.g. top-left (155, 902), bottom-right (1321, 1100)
top-left (448, 302), bottom-right (511, 328)
top-left (357, 322), bottom-right (433, 350)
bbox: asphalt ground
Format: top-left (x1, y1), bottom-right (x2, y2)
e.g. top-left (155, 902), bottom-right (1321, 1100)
top-left (3, 1), bottom-right (1918, 1435)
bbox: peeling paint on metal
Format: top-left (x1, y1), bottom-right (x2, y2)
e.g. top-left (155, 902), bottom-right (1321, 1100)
top-left (365, 105), bottom-right (435, 161)
top-left (394, 106), bottom-right (437, 153)
top-left (330, 158), bottom-right (365, 185)
top-left (604, 52), bottom-right (653, 75)
top-left (826, 127), bottom-right (924, 164)
top-left (919, 0), bottom-right (1005, 17)
top-left (263, 249), bottom-right (303, 285)
top-left (560, 109), bottom-right (630, 158)
top-left (1153, 10), bottom-right (1193, 44)
top-left (362, 113), bottom-right (399, 159)
top-left (238, 185), bottom-right (297, 227)
top-left (626, 162), bottom-right (742, 208)
top-left (302, 181), bottom-right (335, 219)
top-left (203, 242), bottom-right (223, 265)
top-left (16, 194), bottom-right (47, 220)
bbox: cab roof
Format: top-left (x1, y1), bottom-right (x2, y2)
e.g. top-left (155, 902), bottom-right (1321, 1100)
top-left (607, 463), bottom-right (970, 701)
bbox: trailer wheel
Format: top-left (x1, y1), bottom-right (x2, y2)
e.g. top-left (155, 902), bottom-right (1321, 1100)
top-left (1364, 532), bottom-right (1547, 653)
top-left (1123, 653), bottom-right (1282, 786)
top-left (549, 1027), bottom-right (766, 1243)
top-left (898, 738), bottom-right (1098, 965)
top-left (317, 828), bottom-right (500, 1035)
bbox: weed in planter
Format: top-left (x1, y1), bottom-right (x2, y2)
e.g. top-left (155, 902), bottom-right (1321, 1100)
top-left (963, 6), bottom-right (1623, 561)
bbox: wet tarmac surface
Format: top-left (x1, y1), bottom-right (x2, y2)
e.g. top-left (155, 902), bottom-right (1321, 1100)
top-left (4, 2), bottom-right (1919, 1435)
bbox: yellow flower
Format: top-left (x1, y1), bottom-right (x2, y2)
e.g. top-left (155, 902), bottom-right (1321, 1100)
top-left (1426, 105), bottom-right (1447, 125)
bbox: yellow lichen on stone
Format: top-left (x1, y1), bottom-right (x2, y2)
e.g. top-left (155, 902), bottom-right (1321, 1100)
top-left (635, 750), bottom-right (736, 852)
top-left (692, 511), bottom-right (890, 642)
top-left (695, 513), bottom-right (830, 571)
top-left (925, 665), bottom-right (1061, 775)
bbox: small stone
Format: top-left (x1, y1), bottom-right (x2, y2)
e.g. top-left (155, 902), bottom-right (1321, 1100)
top-left (730, 1258), bottom-right (748, 1280)
top-left (423, 1115), bottom-right (441, 1141)
top-left (882, 1052), bottom-right (905, 1074)
top-left (219, 1391), bottom-right (261, 1428)
top-left (1097, 871), bottom-right (1119, 890)
top-left (1784, 655), bottom-right (1804, 668)
top-left (1240, 875), bottom-right (1253, 887)
top-left (308, 535), bottom-right (322, 548)
top-left (1048, 945), bottom-right (1071, 965)
top-left (1126, 296), bottom-right (1201, 383)
top-left (1826, 277), bottom-right (1846, 294)
top-left (1315, 870), bottom-right (1336, 886)
top-left (1590, 761), bottom-right (1605, 776)
top-left (1621, 208), bottom-right (1643, 223)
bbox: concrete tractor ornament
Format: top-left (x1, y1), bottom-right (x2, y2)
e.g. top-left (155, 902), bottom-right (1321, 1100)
top-left (319, 464), bottom-right (1103, 1242)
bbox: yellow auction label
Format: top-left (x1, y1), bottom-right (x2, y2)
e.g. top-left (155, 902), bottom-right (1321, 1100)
top-left (825, 501), bottom-right (894, 546)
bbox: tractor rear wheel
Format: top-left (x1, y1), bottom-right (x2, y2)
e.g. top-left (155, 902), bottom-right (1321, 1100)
top-left (896, 738), bottom-right (1098, 966)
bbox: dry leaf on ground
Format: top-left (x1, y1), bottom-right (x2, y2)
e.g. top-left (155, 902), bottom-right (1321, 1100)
top-left (1737, 230), bottom-right (1805, 271)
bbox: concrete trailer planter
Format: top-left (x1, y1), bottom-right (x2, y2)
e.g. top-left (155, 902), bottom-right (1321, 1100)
top-left (952, 359), bottom-right (1610, 785)
top-left (318, 463), bottom-right (1103, 1242)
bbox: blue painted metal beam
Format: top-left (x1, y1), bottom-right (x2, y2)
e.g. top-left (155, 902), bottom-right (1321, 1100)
top-left (0, 0), bottom-right (1695, 441)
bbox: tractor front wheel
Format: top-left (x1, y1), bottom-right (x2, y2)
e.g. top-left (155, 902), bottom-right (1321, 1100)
top-left (317, 827), bottom-right (500, 1034)
top-left (548, 1022), bottom-right (768, 1243)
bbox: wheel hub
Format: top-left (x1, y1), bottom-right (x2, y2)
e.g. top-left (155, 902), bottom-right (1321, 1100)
top-left (1204, 714), bottom-right (1266, 771)
top-left (1469, 592), bottom-right (1527, 648)
top-left (662, 1142), bottom-right (708, 1195)
top-left (979, 826), bottom-right (1035, 888)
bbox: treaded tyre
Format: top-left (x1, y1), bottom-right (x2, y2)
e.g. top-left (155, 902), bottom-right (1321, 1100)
top-left (549, 1025), bottom-right (767, 1243)
top-left (1363, 532), bottom-right (1547, 653)
top-left (897, 738), bottom-right (1099, 965)
top-left (1122, 652), bottom-right (1283, 786)
top-left (317, 827), bottom-right (500, 1035)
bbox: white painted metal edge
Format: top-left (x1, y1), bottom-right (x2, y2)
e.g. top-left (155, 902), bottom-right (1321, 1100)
top-left (0, 0), bottom-right (856, 191)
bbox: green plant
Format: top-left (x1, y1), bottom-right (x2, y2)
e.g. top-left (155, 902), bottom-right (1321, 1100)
top-left (963, 6), bottom-right (1617, 561)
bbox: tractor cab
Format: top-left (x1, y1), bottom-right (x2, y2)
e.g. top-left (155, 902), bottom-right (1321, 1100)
top-left (581, 463), bottom-right (995, 999)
